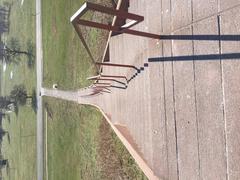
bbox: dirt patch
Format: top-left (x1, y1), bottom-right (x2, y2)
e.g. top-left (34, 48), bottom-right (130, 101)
top-left (98, 118), bottom-right (147, 180)
top-left (114, 124), bottom-right (146, 163)
top-left (98, 118), bottom-right (125, 179)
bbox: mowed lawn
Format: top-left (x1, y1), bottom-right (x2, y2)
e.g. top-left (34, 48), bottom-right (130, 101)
top-left (42, 0), bottom-right (104, 90)
top-left (44, 98), bottom-right (147, 180)
top-left (0, 0), bottom-right (36, 180)
top-left (42, 0), bottom-right (147, 179)
top-left (44, 98), bottom-right (103, 179)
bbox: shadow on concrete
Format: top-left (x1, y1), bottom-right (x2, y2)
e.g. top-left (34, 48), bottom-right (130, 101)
top-left (159, 34), bottom-right (240, 41)
top-left (111, 85), bottom-right (127, 89)
top-left (127, 63), bottom-right (149, 83)
top-left (148, 53), bottom-right (240, 62)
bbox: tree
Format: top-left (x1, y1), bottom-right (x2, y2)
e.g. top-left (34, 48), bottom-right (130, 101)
top-left (0, 6), bottom-right (10, 34)
top-left (0, 126), bottom-right (10, 144)
top-left (0, 157), bottom-right (8, 169)
top-left (10, 84), bottom-right (31, 106)
top-left (0, 96), bottom-right (14, 110)
top-left (8, 85), bottom-right (37, 113)
top-left (0, 38), bottom-right (35, 66)
top-left (0, 127), bottom-right (7, 138)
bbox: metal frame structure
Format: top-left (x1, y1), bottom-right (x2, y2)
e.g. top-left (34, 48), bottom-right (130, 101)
top-left (95, 62), bottom-right (138, 71)
top-left (70, 1), bottom-right (155, 74)
top-left (71, 1), bottom-right (153, 93)
top-left (71, 1), bottom-right (160, 40)
top-left (87, 74), bottom-right (127, 81)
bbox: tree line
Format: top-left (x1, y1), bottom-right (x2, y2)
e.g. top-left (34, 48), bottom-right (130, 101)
top-left (0, 38), bottom-right (35, 68)
top-left (0, 84), bottom-right (37, 171)
top-left (0, 5), bottom-right (36, 175)
top-left (0, 5), bottom-right (35, 68)
top-left (0, 6), bottom-right (10, 34)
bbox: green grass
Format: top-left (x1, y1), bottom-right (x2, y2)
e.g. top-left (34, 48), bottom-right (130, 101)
top-left (1, 0), bottom-right (36, 94)
top-left (0, 0), bottom-right (36, 179)
top-left (42, 0), bottom-right (147, 179)
top-left (1, 107), bottom-right (36, 180)
top-left (42, 0), bottom-right (95, 90)
top-left (44, 98), bottom-right (147, 180)
top-left (42, 0), bottom-right (112, 90)
top-left (44, 98), bottom-right (103, 180)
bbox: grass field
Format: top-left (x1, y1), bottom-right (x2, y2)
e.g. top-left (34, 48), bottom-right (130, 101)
top-left (43, 0), bottom-right (95, 90)
top-left (44, 98), bottom-right (147, 180)
top-left (0, 0), bottom-right (36, 179)
top-left (42, 0), bottom-right (147, 179)
top-left (44, 98), bottom-right (103, 180)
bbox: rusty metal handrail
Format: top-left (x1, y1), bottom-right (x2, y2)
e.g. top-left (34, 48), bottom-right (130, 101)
top-left (71, 1), bottom-right (160, 39)
top-left (71, 1), bottom-right (160, 73)
top-left (70, 1), bottom-right (124, 74)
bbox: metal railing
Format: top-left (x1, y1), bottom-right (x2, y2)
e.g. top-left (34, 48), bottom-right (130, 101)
top-left (70, 0), bottom-right (160, 94)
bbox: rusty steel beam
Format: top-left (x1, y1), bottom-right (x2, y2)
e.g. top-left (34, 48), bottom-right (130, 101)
top-left (93, 88), bottom-right (111, 92)
top-left (95, 78), bottom-right (126, 86)
top-left (86, 2), bottom-right (144, 22)
top-left (101, 74), bottom-right (127, 81)
top-left (95, 62), bottom-right (137, 69)
top-left (95, 78), bottom-right (122, 81)
top-left (72, 2), bottom-right (160, 40)
top-left (123, 28), bottom-right (160, 39)
top-left (72, 24), bottom-right (95, 62)
top-left (92, 87), bottom-right (112, 94)
top-left (92, 85), bottom-right (112, 88)
top-left (70, 2), bottom-right (88, 23)
top-left (92, 88), bottom-right (111, 92)
top-left (77, 19), bottom-right (120, 31)
top-left (87, 74), bottom-right (127, 81)
top-left (93, 82), bottom-right (112, 85)
top-left (93, 87), bottom-right (111, 91)
top-left (77, 19), bottom-right (160, 39)
top-left (72, 23), bottom-right (100, 73)
top-left (99, 90), bottom-right (111, 94)
top-left (92, 88), bottom-right (110, 92)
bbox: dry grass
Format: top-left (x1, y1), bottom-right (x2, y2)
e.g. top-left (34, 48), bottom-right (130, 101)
top-left (98, 118), bottom-right (147, 180)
